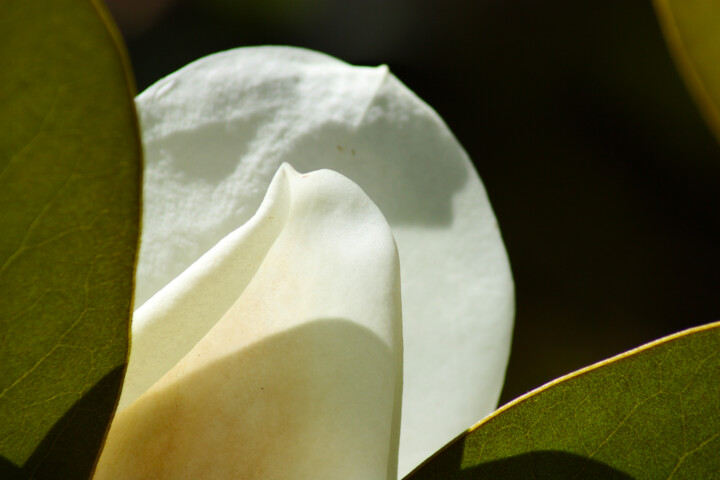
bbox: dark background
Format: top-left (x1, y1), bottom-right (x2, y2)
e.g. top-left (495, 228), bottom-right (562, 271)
top-left (107, 0), bottom-right (720, 406)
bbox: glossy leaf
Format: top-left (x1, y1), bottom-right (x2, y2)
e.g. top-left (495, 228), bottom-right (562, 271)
top-left (0, 0), bottom-right (141, 478)
top-left (654, 0), bottom-right (720, 142)
top-left (407, 321), bottom-right (720, 479)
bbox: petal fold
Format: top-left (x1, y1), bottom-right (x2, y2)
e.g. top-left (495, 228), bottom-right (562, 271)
top-left (96, 165), bottom-right (403, 480)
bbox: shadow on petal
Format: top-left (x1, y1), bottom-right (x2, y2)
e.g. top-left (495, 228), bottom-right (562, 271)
top-left (96, 319), bottom-right (398, 480)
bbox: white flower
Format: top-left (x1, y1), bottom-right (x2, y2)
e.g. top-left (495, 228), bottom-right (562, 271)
top-left (95, 46), bottom-right (514, 479)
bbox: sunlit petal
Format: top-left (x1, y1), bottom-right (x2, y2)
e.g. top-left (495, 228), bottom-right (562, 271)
top-left (96, 165), bottom-right (403, 479)
top-left (133, 46), bottom-right (513, 474)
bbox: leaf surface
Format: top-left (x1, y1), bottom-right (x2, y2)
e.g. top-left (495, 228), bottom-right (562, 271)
top-left (407, 321), bottom-right (720, 479)
top-left (0, 0), bottom-right (141, 478)
top-left (654, 0), bottom-right (720, 142)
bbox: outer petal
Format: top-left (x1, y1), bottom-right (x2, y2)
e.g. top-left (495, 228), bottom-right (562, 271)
top-left (134, 46), bottom-right (514, 475)
top-left (96, 165), bottom-right (403, 479)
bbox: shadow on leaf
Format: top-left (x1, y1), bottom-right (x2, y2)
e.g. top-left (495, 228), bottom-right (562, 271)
top-left (408, 442), bottom-right (636, 480)
top-left (459, 450), bottom-right (635, 479)
top-left (0, 367), bottom-right (124, 480)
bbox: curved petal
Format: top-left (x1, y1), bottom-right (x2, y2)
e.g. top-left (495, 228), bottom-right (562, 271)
top-left (96, 165), bottom-right (403, 479)
top-left (134, 46), bottom-right (514, 474)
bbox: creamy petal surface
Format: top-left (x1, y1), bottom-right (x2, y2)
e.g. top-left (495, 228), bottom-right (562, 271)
top-left (133, 46), bottom-right (514, 474)
top-left (96, 165), bottom-right (403, 480)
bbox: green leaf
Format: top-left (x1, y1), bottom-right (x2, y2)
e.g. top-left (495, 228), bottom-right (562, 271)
top-left (406, 321), bottom-right (720, 479)
top-left (0, 0), bottom-right (141, 478)
top-left (654, 0), bottom-right (720, 143)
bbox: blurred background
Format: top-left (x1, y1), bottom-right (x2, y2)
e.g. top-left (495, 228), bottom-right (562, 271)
top-left (106, 0), bottom-right (720, 406)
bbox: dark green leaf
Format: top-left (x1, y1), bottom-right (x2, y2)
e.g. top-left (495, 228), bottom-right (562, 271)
top-left (0, 0), bottom-right (141, 478)
top-left (654, 0), bottom-right (720, 143)
top-left (407, 322), bottom-right (720, 479)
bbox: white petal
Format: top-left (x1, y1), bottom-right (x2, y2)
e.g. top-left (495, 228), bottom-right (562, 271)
top-left (134, 46), bottom-right (514, 475)
top-left (96, 165), bottom-right (403, 480)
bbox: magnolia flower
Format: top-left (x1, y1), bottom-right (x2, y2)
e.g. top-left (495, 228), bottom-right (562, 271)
top-left (94, 47), bottom-right (513, 479)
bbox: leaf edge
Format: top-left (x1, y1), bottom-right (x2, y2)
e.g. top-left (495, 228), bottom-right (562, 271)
top-left (404, 319), bottom-right (720, 479)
